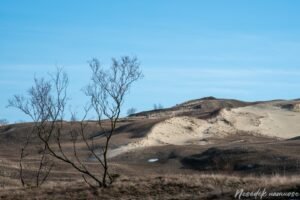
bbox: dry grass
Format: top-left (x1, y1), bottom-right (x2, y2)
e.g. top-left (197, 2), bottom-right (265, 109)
top-left (0, 174), bottom-right (299, 200)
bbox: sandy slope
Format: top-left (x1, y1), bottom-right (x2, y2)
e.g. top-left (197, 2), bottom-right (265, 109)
top-left (108, 103), bottom-right (300, 157)
top-left (221, 103), bottom-right (300, 138)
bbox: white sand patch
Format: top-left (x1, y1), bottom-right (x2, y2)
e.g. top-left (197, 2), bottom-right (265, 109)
top-left (109, 116), bottom-right (233, 157)
top-left (148, 158), bottom-right (159, 163)
top-left (140, 117), bottom-right (209, 145)
top-left (221, 104), bottom-right (300, 138)
top-left (291, 103), bottom-right (300, 112)
top-left (108, 116), bottom-right (210, 157)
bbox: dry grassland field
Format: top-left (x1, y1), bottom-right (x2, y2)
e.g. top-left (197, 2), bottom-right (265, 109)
top-left (1, 98), bottom-right (300, 199)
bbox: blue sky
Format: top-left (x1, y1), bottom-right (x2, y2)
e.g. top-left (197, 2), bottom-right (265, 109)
top-left (1, 0), bottom-right (300, 122)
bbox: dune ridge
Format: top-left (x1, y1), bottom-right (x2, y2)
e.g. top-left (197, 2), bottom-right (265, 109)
top-left (109, 103), bottom-right (300, 157)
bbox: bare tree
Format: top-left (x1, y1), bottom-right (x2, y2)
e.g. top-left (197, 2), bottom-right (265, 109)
top-left (127, 107), bottom-right (137, 116)
top-left (0, 119), bottom-right (8, 126)
top-left (8, 77), bottom-right (55, 187)
top-left (85, 56), bottom-right (143, 186)
top-left (153, 103), bottom-right (163, 110)
top-left (8, 57), bottom-right (142, 188)
top-left (70, 112), bottom-right (77, 122)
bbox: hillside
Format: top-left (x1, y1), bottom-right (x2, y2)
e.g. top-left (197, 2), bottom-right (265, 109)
top-left (130, 96), bottom-right (252, 118)
top-left (1, 97), bottom-right (300, 199)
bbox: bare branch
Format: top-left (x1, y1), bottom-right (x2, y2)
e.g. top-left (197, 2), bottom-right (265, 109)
top-left (8, 57), bottom-right (142, 188)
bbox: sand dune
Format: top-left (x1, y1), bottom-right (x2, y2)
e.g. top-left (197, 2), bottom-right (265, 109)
top-left (221, 103), bottom-right (300, 138)
top-left (109, 103), bottom-right (300, 157)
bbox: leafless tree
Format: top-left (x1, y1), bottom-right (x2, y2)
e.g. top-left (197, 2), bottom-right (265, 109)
top-left (0, 119), bottom-right (8, 126)
top-left (8, 77), bottom-right (55, 187)
top-left (8, 56), bottom-right (142, 188)
top-left (85, 56), bottom-right (143, 186)
top-left (153, 103), bottom-right (163, 110)
top-left (127, 107), bottom-right (137, 116)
